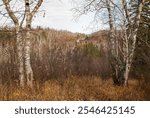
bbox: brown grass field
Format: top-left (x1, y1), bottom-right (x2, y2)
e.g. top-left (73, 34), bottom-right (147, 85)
top-left (0, 76), bottom-right (149, 101)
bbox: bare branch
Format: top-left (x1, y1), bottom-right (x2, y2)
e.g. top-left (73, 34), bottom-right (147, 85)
top-left (138, 38), bottom-right (150, 49)
top-left (30, 0), bottom-right (43, 19)
top-left (2, 0), bottom-right (19, 26)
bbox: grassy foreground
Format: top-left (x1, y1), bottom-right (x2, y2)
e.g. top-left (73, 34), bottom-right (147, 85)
top-left (0, 76), bottom-right (148, 101)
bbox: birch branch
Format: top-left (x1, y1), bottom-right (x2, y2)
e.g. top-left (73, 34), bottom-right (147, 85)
top-left (2, 0), bottom-right (19, 25)
top-left (30, 0), bottom-right (43, 18)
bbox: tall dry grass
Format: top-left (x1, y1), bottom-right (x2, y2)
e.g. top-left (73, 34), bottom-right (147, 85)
top-left (0, 76), bottom-right (147, 101)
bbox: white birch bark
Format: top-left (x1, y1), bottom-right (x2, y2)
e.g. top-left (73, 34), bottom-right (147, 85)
top-left (24, 0), bottom-right (43, 88)
top-left (2, 0), bottom-right (25, 87)
top-left (120, 0), bottom-right (145, 86)
top-left (24, 0), bottom-right (34, 88)
top-left (124, 0), bottom-right (145, 86)
top-left (16, 27), bottom-right (25, 87)
top-left (106, 0), bottom-right (120, 85)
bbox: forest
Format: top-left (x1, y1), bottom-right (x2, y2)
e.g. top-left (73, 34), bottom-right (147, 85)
top-left (0, 0), bottom-right (150, 100)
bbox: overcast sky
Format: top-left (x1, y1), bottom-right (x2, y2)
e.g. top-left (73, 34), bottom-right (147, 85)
top-left (0, 0), bottom-right (104, 34)
top-left (33, 0), bottom-right (99, 34)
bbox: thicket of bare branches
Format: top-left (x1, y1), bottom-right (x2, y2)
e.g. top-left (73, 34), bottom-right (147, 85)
top-left (0, 28), bottom-right (111, 86)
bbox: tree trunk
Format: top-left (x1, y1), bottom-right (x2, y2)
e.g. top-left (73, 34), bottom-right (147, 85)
top-left (106, 0), bottom-right (121, 85)
top-left (24, 34), bottom-right (33, 88)
top-left (124, 62), bottom-right (130, 86)
top-left (123, 0), bottom-right (145, 86)
top-left (25, 0), bottom-right (34, 88)
top-left (16, 26), bottom-right (25, 87)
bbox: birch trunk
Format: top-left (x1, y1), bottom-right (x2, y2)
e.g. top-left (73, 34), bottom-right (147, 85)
top-left (2, 0), bottom-right (26, 87)
top-left (106, 0), bottom-right (120, 85)
top-left (25, 0), bottom-right (34, 88)
top-left (24, 33), bottom-right (33, 88)
top-left (123, 0), bottom-right (145, 86)
top-left (24, 0), bottom-right (43, 88)
top-left (16, 26), bottom-right (25, 87)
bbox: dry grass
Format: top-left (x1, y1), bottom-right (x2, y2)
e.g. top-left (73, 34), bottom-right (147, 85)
top-left (0, 76), bottom-right (147, 101)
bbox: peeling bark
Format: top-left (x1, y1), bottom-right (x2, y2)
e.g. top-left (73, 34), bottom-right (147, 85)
top-left (24, 0), bottom-right (44, 88)
top-left (2, 0), bottom-right (26, 87)
top-left (123, 0), bottom-right (145, 86)
top-left (25, 0), bottom-right (34, 88)
top-left (16, 28), bottom-right (25, 87)
top-left (106, 0), bottom-right (120, 85)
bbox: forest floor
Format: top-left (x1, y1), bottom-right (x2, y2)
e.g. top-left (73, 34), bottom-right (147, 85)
top-left (0, 76), bottom-right (149, 101)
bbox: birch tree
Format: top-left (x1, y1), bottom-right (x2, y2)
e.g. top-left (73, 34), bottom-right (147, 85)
top-left (73, 0), bottom-right (146, 86)
top-left (2, 0), bottom-right (44, 88)
top-left (24, 0), bottom-right (43, 88)
top-left (119, 0), bottom-right (146, 86)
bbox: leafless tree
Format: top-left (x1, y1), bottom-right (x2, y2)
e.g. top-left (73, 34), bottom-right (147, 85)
top-left (1, 0), bottom-right (44, 88)
top-left (73, 0), bottom-right (146, 86)
top-left (119, 0), bottom-right (145, 86)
